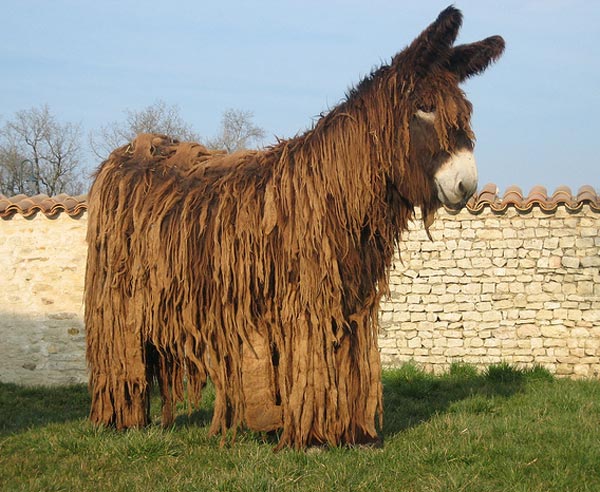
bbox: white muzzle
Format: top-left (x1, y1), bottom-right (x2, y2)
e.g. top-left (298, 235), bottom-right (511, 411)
top-left (433, 149), bottom-right (478, 209)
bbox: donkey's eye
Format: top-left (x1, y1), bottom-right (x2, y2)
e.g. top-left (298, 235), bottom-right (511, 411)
top-left (416, 103), bottom-right (436, 113)
top-left (415, 108), bottom-right (436, 123)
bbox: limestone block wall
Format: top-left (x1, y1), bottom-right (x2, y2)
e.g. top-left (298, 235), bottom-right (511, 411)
top-left (379, 205), bottom-right (600, 377)
top-left (0, 214), bottom-right (88, 385)
top-left (0, 191), bottom-right (598, 385)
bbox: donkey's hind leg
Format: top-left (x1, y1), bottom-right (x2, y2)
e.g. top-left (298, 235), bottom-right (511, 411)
top-left (88, 334), bottom-right (151, 430)
top-left (154, 348), bottom-right (176, 427)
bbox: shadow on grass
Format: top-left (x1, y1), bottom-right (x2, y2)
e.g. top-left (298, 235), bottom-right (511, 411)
top-left (0, 381), bottom-right (216, 436)
top-left (381, 362), bottom-right (553, 438)
top-left (173, 406), bottom-right (214, 429)
top-left (0, 382), bottom-right (90, 435)
top-left (0, 362), bottom-right (552, 440)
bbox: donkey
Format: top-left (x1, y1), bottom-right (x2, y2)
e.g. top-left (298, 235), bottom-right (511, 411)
top-left (85, 6), bottom-right (504, 449)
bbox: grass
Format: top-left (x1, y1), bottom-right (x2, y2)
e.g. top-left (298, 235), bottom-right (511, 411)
top-left (1, 362), bottom-right (600, 491)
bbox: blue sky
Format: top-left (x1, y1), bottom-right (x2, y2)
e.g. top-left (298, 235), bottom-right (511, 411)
top-left (1, 0), bottom-right (598, 194)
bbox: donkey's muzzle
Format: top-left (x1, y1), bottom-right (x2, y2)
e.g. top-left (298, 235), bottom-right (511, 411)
top-left (433, 149), bottom-right (478, 210)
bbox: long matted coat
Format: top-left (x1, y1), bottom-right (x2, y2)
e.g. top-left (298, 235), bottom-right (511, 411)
top-left (85, 7), bottom-right (504, 449)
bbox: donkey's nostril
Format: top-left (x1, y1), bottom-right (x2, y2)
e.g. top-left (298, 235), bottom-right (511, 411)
top-left (458, 181), bottom-right (465, 194)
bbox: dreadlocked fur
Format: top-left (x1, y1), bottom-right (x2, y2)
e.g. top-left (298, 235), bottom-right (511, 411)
top-left (85, 7), bottom-right (504, 449)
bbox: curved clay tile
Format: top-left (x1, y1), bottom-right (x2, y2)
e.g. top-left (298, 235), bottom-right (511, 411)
top-left (526, 185), bottom-right (553, 212)
top-left (38, 195), bottom-right (59, 216)
top-left (551, 185), bottom-right (574, 203)
top-left (15, 195), bottom-right (38, 217)
top-left (551, 186), bottom-right (584, 212)
top-left (466, 183), bottom-right (499, 213)
top-left (497, 185), bottom-right (524, 212)
top-left (0, 195), bottom-right (10, 214)
top-left (577, 185), bottom-right (600, 212)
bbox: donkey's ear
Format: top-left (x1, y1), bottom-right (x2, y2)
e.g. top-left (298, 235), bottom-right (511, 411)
top-left (398, 6), bottom-right (463, 73)
top-left (448, 36), bottom-right (505, 81)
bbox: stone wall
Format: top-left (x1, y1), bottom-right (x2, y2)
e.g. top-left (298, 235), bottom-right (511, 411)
top-left (380, 205), bottom-right (600, 377)
top-left (0, 199), bottom-right (598, 385)
top-left (0, 214), bottom-right (87, 385)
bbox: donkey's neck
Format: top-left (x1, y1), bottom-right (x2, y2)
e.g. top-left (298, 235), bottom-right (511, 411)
top-left (269, 103), bottom-right (410, 257)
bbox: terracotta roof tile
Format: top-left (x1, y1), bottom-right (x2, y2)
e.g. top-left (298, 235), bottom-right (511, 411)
top-left (0, 185), bottom-right (598, 218)
top-left (465, 184), bottom-right (600, 213)
top-left (0, 193), bottom-right (88, 219)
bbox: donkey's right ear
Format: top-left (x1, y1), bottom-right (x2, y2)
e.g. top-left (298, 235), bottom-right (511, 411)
top-left (397, 6), bottom-right (463, 75)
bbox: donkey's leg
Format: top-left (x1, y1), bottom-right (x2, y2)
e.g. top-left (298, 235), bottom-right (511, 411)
top-left (116, 332), bottom-right (152, 428)
top-left (275, 312), bottom-right (382, 449)
top-left (241, 330), bottom-right (283, 432)
top-left (154, 348), bottom-right (175, 427)
top-left (88, 322), bottom-right (151, 429)
top-left (334, 325), bottom-right (382, 447)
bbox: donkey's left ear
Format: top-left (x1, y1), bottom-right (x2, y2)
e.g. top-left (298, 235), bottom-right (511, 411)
top-left (448, 36), bottom-right (505, 81)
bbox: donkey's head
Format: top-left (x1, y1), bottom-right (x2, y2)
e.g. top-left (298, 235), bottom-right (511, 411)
top-left (390, 6), bottom-right (504, 226)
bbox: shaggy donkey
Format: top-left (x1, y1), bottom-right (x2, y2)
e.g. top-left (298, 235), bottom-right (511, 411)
top-left (86, 6), bottom-right (504, 449)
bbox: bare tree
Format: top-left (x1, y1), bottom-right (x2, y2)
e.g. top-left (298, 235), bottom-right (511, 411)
top-left (0, 141), bottom-right (31, 196)
top-left (0, 105), bottom-right (84, 196)
top-left (204, 108), bottom-right (266, 152)
top-left (90, 100), bottom-right (200, 160)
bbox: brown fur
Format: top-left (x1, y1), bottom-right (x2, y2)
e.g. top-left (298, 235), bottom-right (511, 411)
top-left (85, 7), bottom-right (504, 449)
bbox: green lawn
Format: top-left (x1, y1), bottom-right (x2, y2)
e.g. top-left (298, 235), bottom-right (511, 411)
top-left (1, 363), bottom-right (599, 492)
